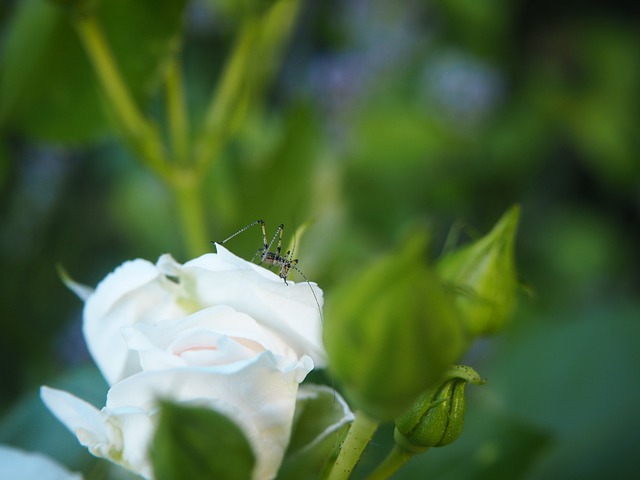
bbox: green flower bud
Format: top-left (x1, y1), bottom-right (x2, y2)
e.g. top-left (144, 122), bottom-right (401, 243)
top-left (437, 206), bottom-right (520, 336)
top-left (324, 232), bottom-right (466, 421)
top-left (394, 365), bottom-right (485, 451)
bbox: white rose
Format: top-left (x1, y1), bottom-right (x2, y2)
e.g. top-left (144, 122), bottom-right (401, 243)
top-left (42, 244), bottom-right (326, 479)
top-left (83, 244), bottom-right (325, 385)
top-left (121, 304), bottom-right (313, 374)
top-left (42, 351), bottom-right (309, 480)
top-left (0, 445), bottom-right (82, 480)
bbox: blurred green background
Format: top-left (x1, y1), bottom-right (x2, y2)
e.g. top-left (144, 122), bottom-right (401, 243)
top-left (1, 0), bottom-right (639, 478)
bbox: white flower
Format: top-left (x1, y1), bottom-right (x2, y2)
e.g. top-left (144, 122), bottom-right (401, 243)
top-left (0, 445), bottom-right (82, 480)
top-left (42, 352), bottom-right (307, 480)
top-left (43, 244), bottom-right (326, 479)
top-left (121, 304), bottom-right (313, 374)
top-left (83, 244), bottom-right (325, 385)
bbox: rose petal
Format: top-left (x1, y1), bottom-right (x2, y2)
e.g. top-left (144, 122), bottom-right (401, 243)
top-left (122, 306), bottom-right (299, 371)
top-left (42, 352), bottom-right (312, 480)
top-left (105, 352), bottom-right (311, 479)
top-left (83, 260), bottom-right (190, 385)
top-left (184, 246), bottom-right (326, 367)
top-left (40, 387), bottom-right (112, 456)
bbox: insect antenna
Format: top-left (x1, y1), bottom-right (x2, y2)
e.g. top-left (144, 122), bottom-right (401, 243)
top-left (290, 263), bottom-right (324, 325)
top-left (219, 219), bottom-right (264, 245)
top-left (287, 228), bottom-right (298, 262)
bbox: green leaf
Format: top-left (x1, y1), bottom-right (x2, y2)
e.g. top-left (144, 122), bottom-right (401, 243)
top-left (277, 385), bottom-right (353, 480)
top-left (150, 401), bottom-right (256, 480)
top-left (0, 0), bottom-right (188, 143)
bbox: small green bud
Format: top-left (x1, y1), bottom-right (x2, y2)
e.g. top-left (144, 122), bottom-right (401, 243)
top-left (324, 232), bottom-right (466, 421)
top-left (394, 365), bottom-right (485, 451)
top-left (437, 206), bottom-right (520, 336)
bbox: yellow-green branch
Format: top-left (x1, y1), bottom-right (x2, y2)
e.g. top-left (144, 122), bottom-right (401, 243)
top-left (73, 12), bottom-right (170, 180)
top-left (327, 410), bottom-right (379, 480)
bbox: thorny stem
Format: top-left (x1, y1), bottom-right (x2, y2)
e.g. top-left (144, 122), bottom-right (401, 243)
top-left (327, 410), bottom-right (379, 480)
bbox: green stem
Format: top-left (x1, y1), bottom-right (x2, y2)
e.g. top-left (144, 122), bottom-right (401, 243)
top-left (368, 446), bottom-right (418, 480)
top-left (327, 410), bottom-right (379, 480)
top-left (253, 0), bottom-right (301, 89)
top-left (171, 173), bottom-right (209, 259)
top-left (193, 0), bottom-right (301, 175)
top-left (73, 9), bottom-right (209, 258)
top-left (193, 18), bottom-right (259, 173)
top-left (165, 56), bottom-right (190, 166)
top-left (73, 12), bottom-right (170, 180)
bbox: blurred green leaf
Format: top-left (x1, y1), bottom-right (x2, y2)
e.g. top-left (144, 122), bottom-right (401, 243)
top-left (107, 166), bottom-right (182, 258)
top-left (151, 401), bottom-right (255, 480)
top-left (485, 303), bottom-right (640, 479)
top-left (209, 104), bottom-right (321, 247)
top-left (565, 24), bottom-right (640, 189)
top-left (0, 139), bottom-right (8, 190)
top-left (433, 0), bottom-right (514, 58)
top-left (528, 207), bottom-right (629, 305)
top-left (344, 94), bottom-right (464, 240)
top-left (0, 0), bottom-right (187, 143)
top-left (48, 0), bottom-right (99, 10)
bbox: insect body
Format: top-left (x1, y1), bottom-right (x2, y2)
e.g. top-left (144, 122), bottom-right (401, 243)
top-left (218, 219), bottom-right (324, 322)
top-left (219, 219), bottom-right (299, 285)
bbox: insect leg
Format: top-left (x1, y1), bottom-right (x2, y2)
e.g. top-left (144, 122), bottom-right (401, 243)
top-left (274, 223), bottom-right (285, 257)
top-left (291, 264), bottom-right (324, 324)
top-left (257, 220), bottom-right (270, 262)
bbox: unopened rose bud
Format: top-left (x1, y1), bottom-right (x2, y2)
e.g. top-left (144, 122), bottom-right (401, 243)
top-left (437, 206), bottom-right (520, 336)
top-left (324, 232), bottom-right (466, 421)
top-left (394, 365), bottom-right (485, 451)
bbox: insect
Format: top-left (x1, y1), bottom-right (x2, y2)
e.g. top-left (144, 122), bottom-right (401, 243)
top-left (219, 219), bottom-right (299, 285)
top-left (217, 219), bottom-right (324, 321)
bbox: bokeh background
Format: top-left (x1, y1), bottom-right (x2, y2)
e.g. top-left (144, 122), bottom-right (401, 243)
top-left (1, 0), bottom-right (639, 478)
